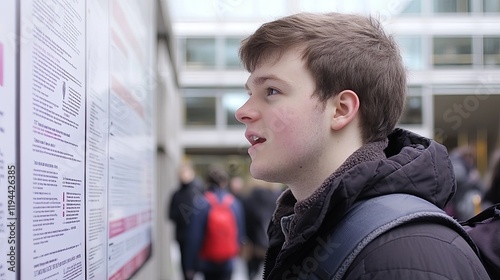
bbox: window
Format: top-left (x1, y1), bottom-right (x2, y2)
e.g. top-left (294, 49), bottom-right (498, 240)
top-left (223, 92), bottom-right (247, 126)
top-left (401, 0), bottom-right (422, 14)
top-left (224, 38), bottom-right (243, 69)
top-left (399, 87), bottom-right (423, 125)
top-left (396, 36), bottom-right (424, 70)
top-left (484, 37), bottom-right (500, 66)
top-left (433, 0), bottom-right (471, 13)
top-left (182, 37), bottom-right (244, 70)
top-left (433, 37), bottom-right (472, 67)
top-left (184, 89), bottom-right (247, 128)
top-left (184, 96), bottom-right (216, 126)
top-left (185, 38), bottom-right (216, 69)
top-left (483, 0), bottom-right (500, 12)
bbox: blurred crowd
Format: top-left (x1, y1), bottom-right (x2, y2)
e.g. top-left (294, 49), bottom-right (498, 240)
top-left (167, 161), bottom-right (284, 280)
top-left (445, 146), bottom-right (500, 221)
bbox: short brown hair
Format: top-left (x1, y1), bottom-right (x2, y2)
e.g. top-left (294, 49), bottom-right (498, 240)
top-left (205, 165), bottom-right (229, 187)
top-left (239, 12), bottom-right (407, 143)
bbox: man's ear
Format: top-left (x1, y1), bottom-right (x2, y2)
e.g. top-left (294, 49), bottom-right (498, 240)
top-left (329, 90), bottom-right (360, 131)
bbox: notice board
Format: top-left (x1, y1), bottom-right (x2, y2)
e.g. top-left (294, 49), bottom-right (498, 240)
top-left (1, 0), bottom-right (157, 279)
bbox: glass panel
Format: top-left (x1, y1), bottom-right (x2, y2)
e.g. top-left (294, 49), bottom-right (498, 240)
top-left (223, 92), bottom-right (247, 126)
top-left (484, 37), bottom-right (500, 65)
top-left (433, 0), bottom-right (470, 13)
top-left (433, 37), bottom-right (472, 67)
top-left (185, 96), bottom-right (216, 126)
top-left (400, 87), bottom-right (423, 125)
top-left (185, 38), bottom-right (216, 69)
top-left (396, 36), bottom-right (424, 70)
top-left (401, 0), bottom-right (422, 14)
top-left (483, 0), bottom-right (500, 12)
top-left (225, 38), bottom-right (243, 69)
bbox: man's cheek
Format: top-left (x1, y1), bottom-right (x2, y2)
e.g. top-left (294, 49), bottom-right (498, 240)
top-left (268, 107), bottom-right (297, 133)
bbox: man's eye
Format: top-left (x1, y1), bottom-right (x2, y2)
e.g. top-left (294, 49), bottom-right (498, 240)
top-left (266, 88), bottom-right (279, 96)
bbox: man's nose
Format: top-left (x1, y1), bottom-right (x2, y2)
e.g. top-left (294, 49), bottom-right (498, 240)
top-left (235, 100), bottom-right (259, 124)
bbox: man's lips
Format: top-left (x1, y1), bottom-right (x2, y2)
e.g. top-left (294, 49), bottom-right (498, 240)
top-left (246, 132), bottom-right (267, 146)
top-left (250, 135), bottom-right (266, 145)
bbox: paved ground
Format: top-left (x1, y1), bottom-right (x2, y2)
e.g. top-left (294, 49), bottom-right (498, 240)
top-left (192, 257), bottom-right (251, 280)
top-left (170, 243), bottom-right (262, 280)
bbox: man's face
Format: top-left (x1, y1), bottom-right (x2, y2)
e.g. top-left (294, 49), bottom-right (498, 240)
top-left (235, 48), bottom-right (332, 186)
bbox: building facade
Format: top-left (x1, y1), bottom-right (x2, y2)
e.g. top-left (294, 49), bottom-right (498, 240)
top-left (170, 0), bottom-right (500, 175)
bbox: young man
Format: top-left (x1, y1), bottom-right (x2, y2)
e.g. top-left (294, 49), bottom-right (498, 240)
top-left (235, 12), bottom-right (490, 279)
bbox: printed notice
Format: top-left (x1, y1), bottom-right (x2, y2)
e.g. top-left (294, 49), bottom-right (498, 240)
top-left (0, 0), bottom-right (18, 279)
top-left (85, 0), bottom-right (110, 279)
top-left (19, 0), bottom-right (86, 279)
top-left (107, 0), bottom-right (154, 279)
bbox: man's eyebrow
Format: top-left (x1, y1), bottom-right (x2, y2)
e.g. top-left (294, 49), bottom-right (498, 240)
top-left (245, 75), bottom-right (285, 90)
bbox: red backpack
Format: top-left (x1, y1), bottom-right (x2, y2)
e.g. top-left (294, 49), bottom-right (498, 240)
top-left (199, 192), bottom-right (239, 262)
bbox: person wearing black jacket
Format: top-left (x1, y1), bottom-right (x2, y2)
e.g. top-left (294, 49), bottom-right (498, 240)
top-left (168, 161), bottom-right (204, 280)
top-left (234, 12), bottom-right (490, 279)
top-left (242, 180), bottom-right (282, 279)
top-left (445, 146), bottom-right (485, 220)
top-left (484, 150), bottom-right (500, 207)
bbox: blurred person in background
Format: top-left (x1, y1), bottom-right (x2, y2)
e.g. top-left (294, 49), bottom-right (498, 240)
top-left (183, 165), bottom-right (246, 280)
top-left (446, 145), bottom-right (486, 221)
top-left (168, 161), bottom-right (205, 280)
top-left (483, 149), bottom-right (500, 207)
top-left (229, 175), bottom-right (246, 201)
top-left (242, 179), bottom-right (283, 280)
